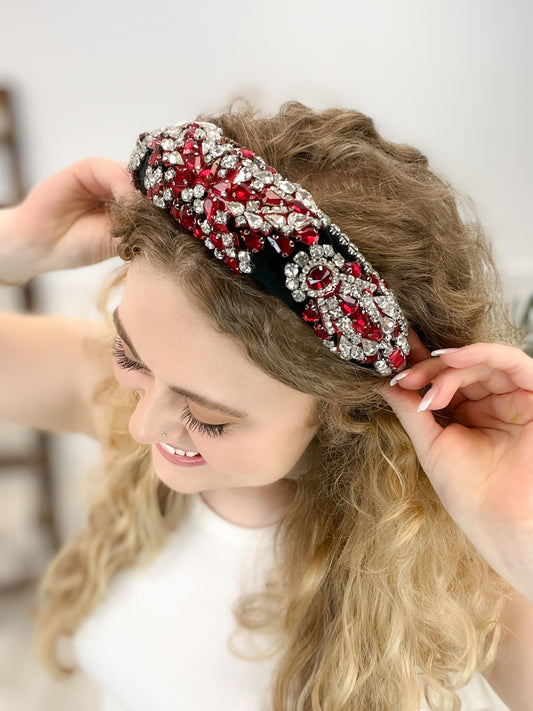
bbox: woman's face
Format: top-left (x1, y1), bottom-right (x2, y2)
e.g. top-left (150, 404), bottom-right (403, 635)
top-left (113, 260), bottom-right (318, 496)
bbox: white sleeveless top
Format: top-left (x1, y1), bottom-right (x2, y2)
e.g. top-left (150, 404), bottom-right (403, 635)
top-left (73, 494), bottom-right (510, 711)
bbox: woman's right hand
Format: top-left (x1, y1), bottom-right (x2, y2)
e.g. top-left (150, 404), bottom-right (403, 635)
top-left (0, 158), bottom-right (132, 285)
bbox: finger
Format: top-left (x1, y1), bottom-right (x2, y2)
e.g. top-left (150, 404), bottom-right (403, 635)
top-left (70, 158), bottom-right (132, 202)
top-left (381, 384), bottom-right (442, 461)
top-left (416, 363), bottom-right (519, 412)
top-left (431, 343), bottom-right (533, 393)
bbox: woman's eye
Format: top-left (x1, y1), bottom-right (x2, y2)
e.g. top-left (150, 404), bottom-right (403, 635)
top-left (113, 338), bottom-right (228, 438)
top-left (113, 338), bottom-right (146, 372)
top-left (180, 403), bottom-right (227, 438)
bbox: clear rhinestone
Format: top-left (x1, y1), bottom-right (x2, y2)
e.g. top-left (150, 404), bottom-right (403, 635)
top-left (153, 195), bottom-right (166, 208)
top-left (286, 278), bottom-right (298, 291)
top-left (381, 317), bottom-right (395, 333)
top-left (333, 254), bottom-right (345, 268)
top-left (247, 200), bottom-right (260, 212)
top-left (221, 155), bottom-right (238, 169)
top-left (235, 167), bottom-right (252, 183)
top-left (193, 184), bottom-right (206, 198)
top-left (226, 248), bottom-right (237, 259)
top-left (194, 128), bottom-right (206, 141)
top-left (293, 251), bottom-right (309, 267)
top-left (288, 212), bottom-right (311, 230)
top-left (284, 264), bottom-right (299, 277)
top-left (200, 220), bottom-right (211, 235)
top-left (245, 212), bottom-right (264, 230)
top-left (227, 202), bottom-right (245, 216)
top-left (181, 188), bottom-right (193, 202)
top-left (235, 215), bottom-right (247, 227)
top-left (309, 245), bottom-right (324, 259)
top-left (166, 152), bottom-right (185, 166)
top-left (265, 213), bottom-right (287, 229)
top-left (204, 238), bottom-right (215, 250)
top-left (165, 168), bottom-right (176, 180)
top-left (374, 360), bottom-right (392, 375)
top-left (351, 346), bottom-right (364, 360)
top-left (163, 188), bottom-right (173, 201)
top-left (292, 290), bottom-right (306, 302)
top-left (222, 233), bottom-right (234, 248)
top-left (240, 262), bottom-right (253, 274)
top-left (193, 199), bottom-right (204, 214)
top-left (278, 180), bottom-right (296, 194)
top-left (214, 249), bottom-right (224, 260)
top-left (255, 170), bottom-right (273, 185)
top-left (362, 339), bottom-right (379, 356)
top-left (214, 211), bottom-right (228, 225)
top-left (161, 138), bottom-right (176, 151)
top-left (323, 245), bottom-right (335, 257)
top-left (210, 145), bottom-right (226, 159)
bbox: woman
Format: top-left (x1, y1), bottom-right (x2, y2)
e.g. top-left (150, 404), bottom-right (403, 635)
top-left (1, 103), bottom-right (531, 710)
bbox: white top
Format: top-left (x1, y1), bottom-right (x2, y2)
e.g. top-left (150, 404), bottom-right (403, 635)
top-left (74, 494), bottom-right (510, 711)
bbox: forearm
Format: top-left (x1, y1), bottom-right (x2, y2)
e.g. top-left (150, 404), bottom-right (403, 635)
top-left (484, 591), bottom-right (533, 711)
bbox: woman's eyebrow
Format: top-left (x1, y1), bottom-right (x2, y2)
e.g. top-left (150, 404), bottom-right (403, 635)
top-left (112, 308), bottom-right (248, 420)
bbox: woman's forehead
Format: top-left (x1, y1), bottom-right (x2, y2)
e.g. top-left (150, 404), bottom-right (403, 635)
top-left (120, 261), bottom-right (316, 415)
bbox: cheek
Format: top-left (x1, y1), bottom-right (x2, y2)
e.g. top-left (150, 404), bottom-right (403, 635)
top-left (113, 363), bottom-right (145, 391)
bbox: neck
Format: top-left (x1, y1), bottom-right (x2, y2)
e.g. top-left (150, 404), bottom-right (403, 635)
top-left (200, 479), bottom-right (296, 528)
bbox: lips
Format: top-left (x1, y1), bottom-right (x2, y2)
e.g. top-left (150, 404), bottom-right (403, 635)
top-left (155, 443), bottom-right (206, 468)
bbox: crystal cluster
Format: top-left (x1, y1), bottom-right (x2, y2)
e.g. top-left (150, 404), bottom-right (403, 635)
top-left (128, 122), bottom-right (409, 374)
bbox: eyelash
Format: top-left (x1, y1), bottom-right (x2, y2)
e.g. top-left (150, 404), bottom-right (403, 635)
top-left (113, 338), bottom-right (227, 438)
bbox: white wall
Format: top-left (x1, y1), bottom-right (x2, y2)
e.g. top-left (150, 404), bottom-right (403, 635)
top-left (1, 0), bottom-right (532, 535)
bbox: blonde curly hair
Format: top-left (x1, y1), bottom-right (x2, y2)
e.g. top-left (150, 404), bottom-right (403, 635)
top-left (36, 102), bottom-right (519, 710)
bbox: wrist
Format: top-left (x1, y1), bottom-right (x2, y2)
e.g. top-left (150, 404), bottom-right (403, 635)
top-left (0, 205), bottom-right (41, 286)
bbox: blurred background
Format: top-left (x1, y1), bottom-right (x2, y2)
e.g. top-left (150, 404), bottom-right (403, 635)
top-left (0, 0), bottom-right (531, 708)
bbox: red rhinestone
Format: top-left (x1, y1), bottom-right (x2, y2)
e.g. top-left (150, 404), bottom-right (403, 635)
top-left (198, 166), bottom-right (217, 185)
top-left (388, 349), bottom-right (406, 371)
top-left (299, 227), bottom-right (319, 246)
top-left (271, 234), bottom-right (295, 257)
top-left (339, 293), bottom-right (360, 316)
top-left (306, 265), bottom-right (333, 291)
top-left (224, 256), bottom-right (240, 273)
top-left (241, 149), bottom-right (255, 160)
top-left (209, 230), bottom-right (228, 250)
top-left (264, 189), bottom-right (283, 205)
top-left (291, 200), bottom-right (308, 214)
top-left (192, 224), bottom-right (205, 241)
top-left (169, 168), bottom-right (193, 191)
top-left (345, 262), bottom-right (361, 278)
top-left (231, 184), bottom-right (253, 201)
top-left (175, 205), bottom-right (194, 232)
top-left (242, 230), bottom-right (264, 252)
top-left (302, 303), bottom-right (320, 323)
top-left (203, 197), bottom-right (224, 221)
top-left (313, 323), bottom-right (330, 341)
top-left (211, 180), bottom-right (232, 198)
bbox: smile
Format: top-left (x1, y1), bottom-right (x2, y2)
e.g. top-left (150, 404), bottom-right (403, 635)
top-left (155, 442), bottom-right (206, 468)
top-left (160, 442), bottom-right (199, 457)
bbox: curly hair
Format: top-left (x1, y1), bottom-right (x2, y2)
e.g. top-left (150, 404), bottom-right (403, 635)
top-left (35, 102), bottom-right (519, 710)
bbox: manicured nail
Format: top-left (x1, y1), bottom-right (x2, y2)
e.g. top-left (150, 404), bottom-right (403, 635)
top-left (417, 386), bottom-right (438, 412)
top-left (431, 348), bottom-right (460, 357)
top-left (390, 369), bottom-right (412, 386)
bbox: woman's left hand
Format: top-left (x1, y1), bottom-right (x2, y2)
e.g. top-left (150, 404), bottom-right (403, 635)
top-left (382, 337), bottom-right (533, 602)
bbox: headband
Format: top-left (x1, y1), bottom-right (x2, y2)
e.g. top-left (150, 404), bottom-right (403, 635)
top-left (128, 121), bottom-right (409, 375)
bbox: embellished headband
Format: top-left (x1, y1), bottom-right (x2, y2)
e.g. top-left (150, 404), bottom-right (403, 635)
top-left (128, 121), bottom-right (409, 375)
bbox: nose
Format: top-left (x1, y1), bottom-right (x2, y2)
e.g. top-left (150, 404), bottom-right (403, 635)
top-left (128, 382), bottom-right (188, 445)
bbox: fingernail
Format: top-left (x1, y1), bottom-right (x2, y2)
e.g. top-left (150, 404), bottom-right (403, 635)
top-left (417, 386), bottom-right (438, 412)
top-left (431, 348), bottom-right (460, 357)
top-left (390, 369), bottom-right (412, 386)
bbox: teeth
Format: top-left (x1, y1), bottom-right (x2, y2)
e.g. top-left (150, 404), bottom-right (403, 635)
top-left (160, 443), bottom-right (199, 458)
